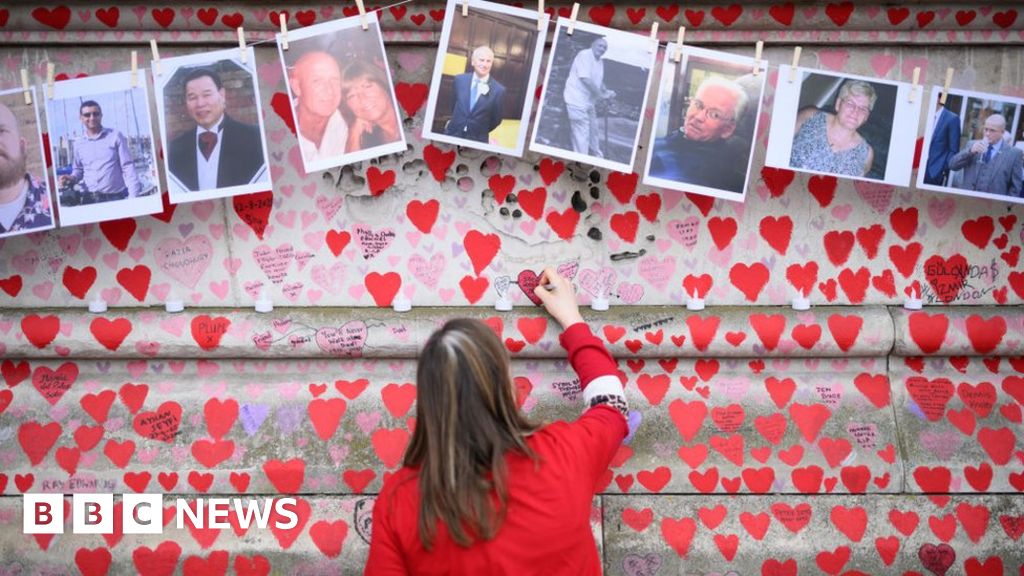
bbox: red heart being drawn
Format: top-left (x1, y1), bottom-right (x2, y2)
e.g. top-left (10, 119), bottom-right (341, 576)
top-left (516, 270), bottom-right (543, 306)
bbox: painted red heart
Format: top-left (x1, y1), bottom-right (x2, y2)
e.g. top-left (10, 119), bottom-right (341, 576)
top-left (789, 403), bottom-right (830, 442)
top-left (518, 187), bottom-right (547, 220)
top-left (190, 315), bottom-right (230, 351)
top-left (606, 171), bottom-right (638, 204)
top-left (923, 254), bottom-right (967, 304)
top-left (99, 218), bottom-right (136, 251)
top-left (366, 166), bottom-right (395, 196)
top-left (232, 191), bottom-right (274, 240)
top-left (587, 3), bottom-right (616, 26)
top-left (133, 401), bottom-right (182, 443)
top-left (965, 314), bottom-right (1005, 354)
top-left (808, 175), bottom-right (837, 207)
top-left (488, 174), bottom-right (515, 204)
top-left (711, 4), bottom-right (743, 26)
top-left (21, 314), bottom-right (60, 349)
top-left (263, 458), bottom-right (305, 493)
top-left (824, 2), bottom-right (854, 26)
top-left (0, 274), bottom-right (22, 297)
top-left (729, 262), bottom-right (769, 301)
top-left (917, 542), bottom-right (955, 576)
top-left (422, 144), bottom-right (455, 182)
top-left (406, 199), bottom-right (439, 233)
top-left (325, 230), bottom-right (350, 257)
top-left (463, 229), bottom-right (500, 275)
top-left (90, 317), bottom-right (133, 351)
top-left (18, 421), bottom-right (62, 465)
top-left (610, 211), bottom-right (640, 243)
top-left (132, 541), bottom-right (182, 576)
top-left (364, 272), bottom-right (401, 306)
top-left (908, 312), bottom-right (948, 353)
top-left (32, 6), bottom-right (72, 29)
top-left (538, 158), bottom-right (564, 185)
top-left (708, 217), bottom-right (738, 250)
top-left (459, 275), bottom-right (488, 304)
top-left (660, 517), bottom-right (696, 557)
top-left (371, 428), bottom-right (410, 468)
top-left (309, 519), bottom-right (349, 558)
top-left (760, 216), bottom-right (793, 255)
top-left (394, 82), bottom-right (428, 117)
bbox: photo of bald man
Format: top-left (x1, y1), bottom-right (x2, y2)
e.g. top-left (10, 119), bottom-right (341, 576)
top-left (0, 90), bottom-right (53, 238)
top-left (278, 10), bottom-right (406, 173)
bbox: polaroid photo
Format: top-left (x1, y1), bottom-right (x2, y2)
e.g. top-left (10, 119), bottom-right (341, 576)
top-left (530, 18), bottom-right (657, 172)
top-left (916, 87), bottom-right (1023, 204)
top-left (277, 10), bottom-right (406, 173)
top-left (44, 71), bottom-right (162, 226)
top-left (642, 44), bottom-right (767, 202)
top-left (421, 0), bottom-right (549, 156)
top-left (0, 87), bottom-right (56, 238)
top-left (155, 47), bottom-right (273, 204)
top-left (766, 66), bottom-right (922, 186)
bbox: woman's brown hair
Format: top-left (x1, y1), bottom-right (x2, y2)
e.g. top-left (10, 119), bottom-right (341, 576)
top-left (403, 318), bottom-right (539, 549)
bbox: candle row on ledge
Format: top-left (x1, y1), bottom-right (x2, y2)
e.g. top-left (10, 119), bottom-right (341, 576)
top-left (77, 281), bottom-right (928, 315)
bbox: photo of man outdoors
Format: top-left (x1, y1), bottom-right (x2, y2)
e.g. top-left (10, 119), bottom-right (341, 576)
top-left (58, 100), bottom-right (143, 205)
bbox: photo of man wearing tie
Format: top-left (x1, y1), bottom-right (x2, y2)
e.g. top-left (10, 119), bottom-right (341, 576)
top-left (443, 46), bottom-right (507, 143)
top-left (167, 66), bottom-right (267, 194)
top-left (156, 51), bottom-right (272, 203)
top-left (948, 113), bottom-right (1023, 198)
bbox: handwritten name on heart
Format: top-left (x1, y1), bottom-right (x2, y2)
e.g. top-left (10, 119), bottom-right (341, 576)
top-left (154, 235), bottom-right (212, 289)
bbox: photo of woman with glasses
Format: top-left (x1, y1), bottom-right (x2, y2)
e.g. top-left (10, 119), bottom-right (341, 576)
top-left (643, 46), bottom-right (766, 202)
top-left (791, 80), bottom-right (880, 178)
top-left (767, 68), bottom-right (919, 186)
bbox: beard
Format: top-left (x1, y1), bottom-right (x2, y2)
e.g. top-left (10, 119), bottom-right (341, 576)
top-left (0, 148), bottom-right (27, 191)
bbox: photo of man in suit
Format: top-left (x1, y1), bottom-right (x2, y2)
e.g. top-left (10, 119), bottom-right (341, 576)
top-left (923, 94), bottom-right (962, 186)
top-left (443, 46), bottom-right (506, 143)
top-left (168, 67), bottom-right (267, 193)
top-left (948, 113), bottom-right (1023, 197)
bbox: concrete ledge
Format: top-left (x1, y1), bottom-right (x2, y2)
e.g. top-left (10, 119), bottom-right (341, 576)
top-left (0, 306), bottom-right (895, 359)
top-left (892, 357), bottom-right (1024, 494)
top-left (891, 307), bottom-right (1024, 357)
top-left (603, 494), bottom-right (1024, 575)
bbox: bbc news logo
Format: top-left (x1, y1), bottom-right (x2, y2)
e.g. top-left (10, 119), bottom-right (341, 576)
top-left (24, 494), bottom-right (298, 534)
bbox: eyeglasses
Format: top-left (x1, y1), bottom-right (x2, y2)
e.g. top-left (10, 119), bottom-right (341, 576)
top-left (839, 98), bottom-right (871, 117)
top-left (81, 112), bottom-right (102, 118)
top-left (685, 98), bottom-right (734, 123)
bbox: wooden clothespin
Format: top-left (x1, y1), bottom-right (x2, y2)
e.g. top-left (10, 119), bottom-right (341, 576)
top-left (752, 40), bottom-right (764, 76)
top-left (788, 46), bottom-right (802, 83)
top-left (150, 39), bottom-right (162, 76)
top-left (649, 22), bottom-right (659, 53)
top-left (939, 67), bottom-right (954, 105)
top-left (355, 0), bottom-right (368, 30)
top-left (673, 27), bottom-right (686, 63)
top-left (280, 14), bottom-right (289, 49)
top-left (21, 69), bottom-right (32, 105)
top-left (462, 0), bottom-right (469, 17)
top-left (46, 62), bottom-right (55, 99)
top-left (909, 66), bottom-right (920, 103)
top-left (130, 51), bottom-right (138, 87)
top-left (566, 3), bottom-right (580, 35)
top-left (537, 0), bottom-right (545, 32)
top-left (237, 27), bottom-right (247, 64)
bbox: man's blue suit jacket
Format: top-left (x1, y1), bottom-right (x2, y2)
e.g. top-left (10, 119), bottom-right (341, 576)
top-left (443, 73), bottom-right (506, 143)
top-left (924, 107), bottom-right (961, 185)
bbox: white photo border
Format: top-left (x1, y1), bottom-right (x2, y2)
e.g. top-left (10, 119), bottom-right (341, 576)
top-left (765, 65), bottom-right (921, 187)
top-left (0, 86), bottom-right (56, 238)
top-left (421, 0), bottom-right (549, 156)
top-left (154, 46), bottom-right (273, 204)
top-left (641, 44), bottom-right (766, 202)
top-left (276, 10), bottom-right (407, 174)
top-left (529, 18), bottom-right (658, 173)
top-left (43, 71), bottom-right (162, 226)
top-left (916, 85), bottom-right (1024, 205)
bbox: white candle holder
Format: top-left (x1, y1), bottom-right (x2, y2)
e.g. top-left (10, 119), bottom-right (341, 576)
top-left (791, 292), bottom-right (811, 311)
top-left (164, 291), bottom-right (184, 313)
top-left (685, 289), bottom-right (705, 311)
top-left (590, 294), bottom-right (609, 311)
top-left (494, 294), bottom-right (513, 311)
top-left (254, 288), bottom-right (273, 313)
top-left (392, 295), bottom-right (412, 313)
top-left (904, 285), bottom-right (923, 310)
top-left (88, 295), bottom-right (108, 314)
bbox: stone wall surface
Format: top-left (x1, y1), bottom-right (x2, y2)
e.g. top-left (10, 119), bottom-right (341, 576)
top-left (0, 2), bottom-right (1023, 575)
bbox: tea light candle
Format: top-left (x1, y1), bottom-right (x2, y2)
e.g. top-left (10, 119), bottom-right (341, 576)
top-left (254, 288), bottom-right (273, 313)
top-left (88, 294), bottom-right (108, 314)
top-left (685, 289), bottom-right (704, 311)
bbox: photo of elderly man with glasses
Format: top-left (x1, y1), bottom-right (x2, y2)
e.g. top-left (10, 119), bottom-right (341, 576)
top-left (648, 74), bottom-right (753, 194)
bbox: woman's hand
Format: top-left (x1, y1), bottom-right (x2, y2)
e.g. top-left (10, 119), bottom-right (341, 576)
top-left (533, 267), bottom-right (584, 330)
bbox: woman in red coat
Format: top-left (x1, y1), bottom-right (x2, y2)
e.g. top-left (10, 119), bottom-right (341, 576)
top-left (365, 267), bottom-right (629, 575)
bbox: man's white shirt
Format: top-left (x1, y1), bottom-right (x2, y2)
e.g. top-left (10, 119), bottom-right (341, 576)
top-left (298, 108), bottom-right (348, 161)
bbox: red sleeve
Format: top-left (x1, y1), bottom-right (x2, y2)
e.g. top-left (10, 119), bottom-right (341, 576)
top-left (557, 405), bottom-right (629, 488)
top-left (363, 490), bottom-right (409, 576)
top-left (558, 322), bottom-right (618, 390)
